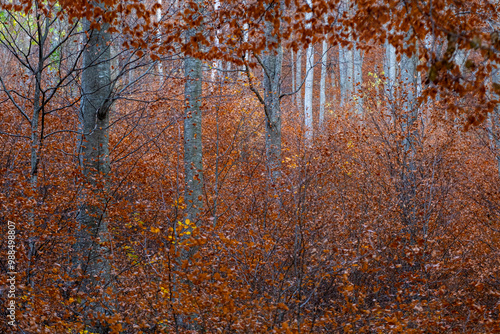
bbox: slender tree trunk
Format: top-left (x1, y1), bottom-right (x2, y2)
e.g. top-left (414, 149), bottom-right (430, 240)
top-left (353, 40), bottom-right (363, 114)
top-left (183, 35), bottom-right (204, 225)
top-left (212, 0), bottom-right (221, 82)
top-left (339, 45), bottom-right (347, 106)
top-left (26, 15), bottom-right (51, 290)
top-left (331, 55), bottom-right (336, 90)
top-left (263, 3), bottom-right (283, 181)
top-left (295, 49), bottom-right (302, 110)
top-left (319, 39), bottom-right (328, 127)
top-left (339, 45), bottom-right (353, 107)
top-left (156, 0), bottom-right (163, 83)
top-left (385, 39), bottom-right (397, 115)
top-left (304, 45), bottom-right (314, 143)
top-left (346, 40), bottom-right (354, 100)
top-left (491, 65), bottom-right (500, 176)
top-left (401, 51), bottom-right (418, 148)
top-left (241, 17), bottom-right (249, 80)
top-left (339, 0), bottom-right (354, 109)
top-left (76, 16), bottom-right (113, 333)
top-left (399, 32), bottom-right (419, 239)
top-left (303, 0), bottom-right (314, 144)
top-left (291, 49), bottom-right (295, 98)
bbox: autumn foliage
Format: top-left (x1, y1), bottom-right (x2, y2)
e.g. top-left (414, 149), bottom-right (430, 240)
top-left (1, 0), bottom-right (500, 333)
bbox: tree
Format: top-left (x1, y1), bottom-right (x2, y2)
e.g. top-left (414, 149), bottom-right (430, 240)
top-left (338, 0), bottom-right (354, 108)
top-left (76, 12), bottom-right (113, 332)
top-left (261, 3), bottom-right (283, 181)
top-left (491, 61), bottom-right (500, 175)
top-left (384, 38), bottom-right (397, 115)
top-left (183, 0), bottom-right (204, 225)
top-left (304, 0), bottom-right (314, 144)
top-left (353, 39), bottom-right (363, 114)
top-left (319, 39), bottom-right (328, 127)
top-left (0, 0), bottom-right (84, 295)
top-left (295, 48), bottom-right (303, 110)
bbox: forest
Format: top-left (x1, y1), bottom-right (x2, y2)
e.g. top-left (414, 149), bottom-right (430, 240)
top-left (1, 0), bottom-right (500, 333)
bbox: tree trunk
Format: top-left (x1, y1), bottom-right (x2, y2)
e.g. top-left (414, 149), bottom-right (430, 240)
top-left (385, 39), bottom-right (397, 115)
top-left (399, 33), bottom-right (419, 238)
top-left (212, 0), bottom-right (221, 82)
top-left (400, 51), bottom-right (418, 147)
top-left (353, 40), bottom-right (363, 114)
top-left (346, 41), bottom-right (354, 102)
top-left (295, 49), bottom-right (302, 110)
top-left (491, 65), bottom-right (500, 176)
top-left (184, 38), bottom-right (204, 225)
top-left (319, 39), bottom-right (328, 127)
top-left (304, 48), bottom-right (314, 143)
top-left (76, 16), bottom-right (113, 333)
top-left (263, 3), bottom-right (283, 181)
top-left (291, 50), bottom-right (295, 98)
top-left (339, 45), bottom-right (347, 106)
top-left (304, 0), bottom-right (314, 144)
top-left (156, 0), bottom-right (163, 83)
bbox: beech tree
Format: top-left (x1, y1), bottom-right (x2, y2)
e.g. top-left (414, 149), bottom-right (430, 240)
top-left (303, 0), bottom-right (314, 143)
top-left (384, 38), bottom-right (397, 113)
top-left (76, 12), bottom-right (114, 332)
top-left (261, 1), bottom-right (283, 180)
top-left (183, 0), bottom-right (204, 224)
top-left (353, 40), bottom-right (363, 114)
top-left (492, 63), bottom-right (500, 175)
top-left (295, 48), bottom-right (302, 110)
top-left (319, 39), bottom-right (328, 126)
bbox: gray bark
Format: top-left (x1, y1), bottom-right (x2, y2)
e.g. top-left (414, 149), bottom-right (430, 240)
top-left (295, 49), bottom-right (302, 110)
top-left (319, 40), bottom-right (328, 126)
top-left (346, 41), bottom-right (354, 99)
top-left (339, 0), bottom-right (354, 109)
top-left (76, 16), bottom-right (113, 332)
top-left (156, 0), bottom-right (164, 82)
top-left (263, 4), bottom-right (283, 181)
top-left (304, 0), bottom-right (314, 143)
top-left (291, 50), bottom-right (295, 98)
top-left (184, 29), bottom-right (204, 224)
top-left (400, 50), bottom-right (418, 152)
top-left (399, 32), bottom-right (419, 236)
top-left (339, 45), bottom-right (347, 106)
top-left (385, 39), bottom-right (397, 111)
top-left (339, 44), bottom-right (354, 107)
top-left (491, 66), bottom-right (500, 175)
top-left (353, 40), bottom-right (363, 114)
top-left (241, 20), bottom-right (249, 79)
top-left (304, 43), bottom-right (314, 143)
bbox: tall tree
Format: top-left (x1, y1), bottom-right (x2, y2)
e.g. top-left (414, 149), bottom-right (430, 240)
top-left (338, 0), bottom-right (353, 108)
top-left (398, 30), bottom-right (419, 238)
top-left (156, 0), bottom-right (164, 83)
top-left (183, 1), bottom-right (204, 224)
top-left (295, 48), bottom-right (303, 110)
top-left (339, 44), bottom-right (348, 106)
top-left (319, 39), bottom-right (328, 127)
top-left (491, 63), bottom-right (500, 175)
top-left (304, 0), bottom-right (314, 143)
top-left (291, 49), bottom-right (295, 102)
top-left (262, 1), bottom-right (283, 180)
top-left (0, 5), bottom-right (84, 292)
top-left (76, 13), bottom-right (113, 332)
top-left (385, 39), bottom-right (397, 114)
top-left (353, 40), bottom-right (363, 114)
